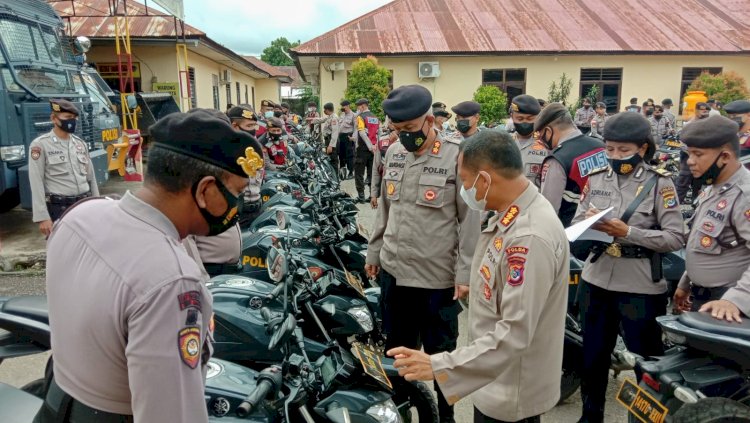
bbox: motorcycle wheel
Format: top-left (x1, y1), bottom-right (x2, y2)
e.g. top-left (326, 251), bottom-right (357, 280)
top-left (559, 365), bottom-right (581, 403)
top-left (392, 380), bottom-right (439, 423)
top-left (672, 397), bottom-right (750, 422)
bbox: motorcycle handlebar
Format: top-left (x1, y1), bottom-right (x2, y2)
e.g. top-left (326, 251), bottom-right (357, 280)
top-left (266, 281), bottom-right (286, 301)
top-left (303, 227), bottom-right (318, 240)
top-left (236, 379), bottom-right (273, 417)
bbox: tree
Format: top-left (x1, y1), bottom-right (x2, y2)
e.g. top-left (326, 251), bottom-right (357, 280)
top-left (568, 85), bottom-right (599, 117)
top-left (548, 73), bottom-right (573, 105)
top-left (344, 56), bottom-right (391, 120)
top-left (260, 37), bottom-right (300, 66)
top-left (473, 85), bottom-right (508, 126)
top-left (687, 71), bottom-right (750, 107)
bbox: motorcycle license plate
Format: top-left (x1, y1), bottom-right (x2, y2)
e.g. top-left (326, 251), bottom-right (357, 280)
top-left (352, 343), bottom-right (392, 389)
top-left (344, 271), bottom-right (365, 296)
top-left (664, 139), bottom-right (682, 149)
top-left (616, 378), bottom-right (668, 423)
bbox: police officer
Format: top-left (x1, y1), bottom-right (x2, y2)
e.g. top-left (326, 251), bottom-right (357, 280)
top-left (571, 113), bottom-right (685, 423)
top-left (28, 99), bottom-right (99, 237)
top-left (388, 130), bottom-right (569, 423)
top-left (365, 85), bottom-right (480, 423)
top-left (574, 98), bottom-right (595, 134)
top-left (725, 99), bottom-right (750, 152)
top-left (451, 101), bottom-right (481, 139)
top-left (259, 117), bottom-right (293, 171)
top-left (661, 98), bottom-right (676, 127)
top-left (510, 95), bottom-right (547, 187)
top-left (338, 100), bottom-right (357, 179)
top-left (227, 105), bottom-right (259, 137)
top-left (370, 117), bottom-right (398, 209)
top-left (36, 111), bottom-right (261, 422)
top-left (308, 102), bottom-right (340, 168)
top-left (256, 99), bottom-right (277, 138)
top-left (536, 103), bottom-right (607, 227)
top-left (590, 102), bottom-right (609, 140)
top-left (673, 116), bottom-right (750, 322)
top-left (354, 98), bottom-right (379, 202)
top-left (685, 102), bottom-right (710, 126)
top-left (624, 97), bottom-right (641, 113)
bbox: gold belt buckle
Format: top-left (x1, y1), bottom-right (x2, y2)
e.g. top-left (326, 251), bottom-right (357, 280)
top-left (606, 243), bottom-right (622, 257)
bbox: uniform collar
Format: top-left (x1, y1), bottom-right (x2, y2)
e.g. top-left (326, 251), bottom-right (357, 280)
top-left (484, 182), bottom-right (538, 233)
top-left (604, 161), bottom-right (648, 181)
top-left (119, 191), bottom-right (181, 241)
top-left (558, 130), bottom-right (582, 147)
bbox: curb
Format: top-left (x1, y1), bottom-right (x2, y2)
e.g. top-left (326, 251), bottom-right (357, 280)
top-left (0, 252), bottom-right (46, 273)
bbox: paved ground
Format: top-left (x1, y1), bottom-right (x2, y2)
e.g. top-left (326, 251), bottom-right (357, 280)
top-left (0, 176), bottom-right (631, 422)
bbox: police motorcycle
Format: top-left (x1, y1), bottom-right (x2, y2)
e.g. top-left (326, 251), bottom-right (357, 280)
top-left (616, 312), bottom-right (750, 422)
top-left (0, 294), bottom-right (403, 423)
top-left (208, 213), bottom-right (438, 422)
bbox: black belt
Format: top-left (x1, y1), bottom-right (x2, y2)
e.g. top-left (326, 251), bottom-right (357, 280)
top-left (690, 284), bottom-right (730, 301)
top-left (38, 378), bottom-right (133, 423)
top-left (46, 192), bottom-right (91, 205)
top-left (592, 242), bottom-right (654, 259)
top-left (204, 262), bottom-right (242, 276)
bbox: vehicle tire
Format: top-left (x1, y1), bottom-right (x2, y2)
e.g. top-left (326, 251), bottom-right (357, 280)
top-left (559, 364), bottom-right (581, 403)
top-left (672, 397), bottom-right (750, 422)
top-left (392, 380), bottom-right (439, 423)
top-left (0, 188), bottom-right (20, 213)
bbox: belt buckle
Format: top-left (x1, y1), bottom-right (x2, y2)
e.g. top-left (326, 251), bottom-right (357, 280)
top-left (606, 243), bottom-right (622, 257)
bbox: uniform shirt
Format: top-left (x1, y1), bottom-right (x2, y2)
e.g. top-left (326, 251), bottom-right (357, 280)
top-left (28, 130), bottom-right (99, 222)
top-left (310, 113), bottom-right (339, 146)
top-left (194, 222), bottom-right (242, 264)
top-left (648, 116), bottom-right (673, 143)
top-left (624, 105), bottom-right (641, 113)
top-left (573, 164), bottom-right (685, 295)
top-left (46, 192), bottom-right (212, 422)
top-left (338, 110), bottom-right (357, 134)
top-left (574, 107), bottom-right (595, 128)
top-left (590, 114), bottom-right (609, 139)
top-left (539, 130), bottom-right (583, 214)
top-left (663, 109), bottom-right (677, 127)
top-left (371, 148), bottom-right (383, 198)
top-left (515, 133), bottom-right (548, 188)
top-left (431, 183), bottom-right (569, 421)
top-left (367, 136), bottom-right (480, 288)
top-left (678, 166), bottom-right (750, 315)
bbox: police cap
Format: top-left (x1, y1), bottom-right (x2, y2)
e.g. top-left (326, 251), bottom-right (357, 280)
top-left (340, 100), bottom-right (351, 107)
top-left (260, 99), bottom-right (276, 108)
top-left (534, 103), bottom-right (570, 132)
top-left (603, 112), bottom-right (651, 142)
top-left (50, 99), bottom-right (80, 116)
top-left (681, 115), bottom-right (739, 149)
top-left (434, 109), bottom-right (452, 119)
top-left (451, 101), bottom-right (481, 117)
top-left (226, 105), bottom-right (257, 121)
top-left (432, 102), bottom-right (447, 110)
top-left (382, 85), bottom-right (432, 123)
top-left (266, 117), bottom-right (285, 129)
top-left (724, 100), bottom-right (750, 114)
top-left (510, 95), bottom-right (541, 115)
top-left (323, 102), bottom-right (334, 111)
top-left (149, 112), bottom-right (262, 178)
top-left (355, 98), bottom-right (369, 106)
top-left (280, 103), bottom-right (290, 109)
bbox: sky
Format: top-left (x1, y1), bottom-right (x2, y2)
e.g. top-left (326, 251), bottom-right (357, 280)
top-left (153, 0), bottom-right (393, 57)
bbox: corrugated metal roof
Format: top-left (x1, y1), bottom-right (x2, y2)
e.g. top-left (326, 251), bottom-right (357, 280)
top-left (293, 0), bottom-right (750, 55)
top-left (242, 56), bottom-right (289, 78)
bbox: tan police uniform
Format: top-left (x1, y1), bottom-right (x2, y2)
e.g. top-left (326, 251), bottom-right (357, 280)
top-left (590, 114), bottom-right (608, 139)
top-left (677, 166), bottom-right (750, 314)
top-left (310, 113), bottom-right (339, 146)
top-left (573, 164), bottom-right (685, 295)
top-left (193, 223), bottom-right (243, 275)
top-left (515, 133), bottom-right (548, 188)
top-left (45, 192), bottom-right (212, 422)
top-left (431, 182), bottom-right (569, 421)
top-left (28, 130), bottom-right (99, 222)
top-left (648, 115), bottom-right (673, 144)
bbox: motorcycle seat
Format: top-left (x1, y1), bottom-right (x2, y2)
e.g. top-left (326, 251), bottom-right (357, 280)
top-left (0, 296), bottom-right (49, 325)
top-left (678, 311), bottom-right (750, 342)
top-left (0, 382), bottom-right (43, 423)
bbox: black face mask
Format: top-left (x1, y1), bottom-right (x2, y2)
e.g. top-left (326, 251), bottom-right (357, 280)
top-left (539, 127), bottom-right (554, 150)
top-left (243, 128), bottom-right (256, 137)
top-left (273, 111), bottom-right (283, 118)
top-left (515, 122), bottom-right (534, 137)
top-left (193, 178), bottom-right (242, 236)
top-left (399, 119), bottom-right (428, 152)
top-left (456, 119), bottom-right (472, 134)
top-left (583, 105), bottom-right (590, 109)
top-left (654, 115), bottom-right (663, 120)
top-left (645, 109), bottom-right (654, 116)
top-left (269, 133), bottom-right (281, 141)
top-left (698, 151), bottom-right (726, 185)
top-left (57, 118), bottom-right (77, 134)
top-left (609, 154), bottom-right (642, 175)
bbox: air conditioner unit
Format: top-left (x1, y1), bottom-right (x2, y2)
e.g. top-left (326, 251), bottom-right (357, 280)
top-left (418, 62), bottom-right (440, 78)
top-left (221, 69), bottom-right (232, 84)
top-left (329, 62), bottom-right (345, 71)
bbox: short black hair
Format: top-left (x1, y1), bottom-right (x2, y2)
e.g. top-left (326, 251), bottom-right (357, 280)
top-left (145, 145), bottom-right (228, 193)
top-left (630, 97), bottom-right (638, 104)
top-left (654, 105), bottom-right (664, 112)
top-left (459, 130), bottom-right (523, 179)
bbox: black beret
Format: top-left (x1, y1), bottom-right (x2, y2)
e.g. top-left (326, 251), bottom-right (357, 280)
top-left (50, 99), bottom-right (80, 116)
top-left (595, 102), bottom-right (606, 108)
top-left (662, 98), bottom-right (673, 106)
top-left (340, 100), bottom-right (351, 106)
top-left (537, 98), bottom-right (547, 107)
top-left (149, 112), bottom-right (263, 178)
top-left (682, 115), bottom-right (739, 149)
top-left (355, 98), bottom-right (369, 106)
top-left (266, 117), bottom-right (284, 129)
top-left (432, 102), bottom-right (447, 110)
top-left (451, 101), bottom-right (481, 117)
top-left (227, 105), bottom-right (256, 121)
top-left (260, 99), bottom-right (275, 108)
top-left (382, 85), bottom-right (432, 123)
top-left (696, 102), bottom-right (709, 110)
top-left (603, 112), bottom-right (652, 142)
top-left (280, 103), bottom-right (290, 109)
top-left (511, 95), bottom-right (541, 115)
top-left (725, 100), bottom-right (750, 114)
top-left (188, 107), bottom-right (231, 124)
top-left (323, 102), bottom-right (334, 111)
top-left (534, 103), bottom-right (570, 131)
top-left (434, 109), bottom-right (452, 119)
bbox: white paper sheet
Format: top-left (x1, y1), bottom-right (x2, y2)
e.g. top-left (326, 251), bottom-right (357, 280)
top-left (565, 207), bottom-right (615, 243)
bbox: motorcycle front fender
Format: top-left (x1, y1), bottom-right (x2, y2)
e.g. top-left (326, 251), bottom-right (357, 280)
top-left (315, 389), bottom-right (391, 423)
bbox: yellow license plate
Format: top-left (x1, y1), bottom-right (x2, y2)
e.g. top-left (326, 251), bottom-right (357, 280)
top-left (664, 139), bottom-right (682, 148)
top-left (617, 378), bottom-right (668, 423)
top-left (344, 271), bottom-right (365, 297)
top-left (352, 343), bottom-right (392, 389)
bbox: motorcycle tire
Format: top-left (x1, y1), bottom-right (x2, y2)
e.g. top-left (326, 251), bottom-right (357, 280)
top-left (559, 365), bottom-right (581, 403)
top-left (392, 379), bottom-right (439, 423)
top-left (671, 397), bottom-right (750, 422)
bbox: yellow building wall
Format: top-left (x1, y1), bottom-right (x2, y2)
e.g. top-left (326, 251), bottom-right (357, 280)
top-left (88, 45), bottom-right (180, 89)
top-left (318, 55), bottom-right (750, 117)
top-left (255, 79), bottom-right (281, 109)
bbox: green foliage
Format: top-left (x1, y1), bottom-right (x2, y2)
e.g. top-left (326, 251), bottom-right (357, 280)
top-left (687, 71), bottom-right (750, 106)
top-left (473, 85), bottom-right (508, 125)
top-left (568, 85), bottom-right (599, 117)
top-left (297, 85), bottom-right (319, 113)
top-left (260, 37), bottom-right (300, 66)
top-left (344, 56), bottom-right (391, 120)
top-left (548, 73), bottom-right (573, 105)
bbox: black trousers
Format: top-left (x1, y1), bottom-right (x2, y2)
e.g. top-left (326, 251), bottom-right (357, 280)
top-left (380, 270), bottom-right (459, 422)
top-left (337, 132), bottom-right (354, 173)
top-left (474, 407), bottom-right (540, 423)
top-left (690, 285), bottom-right (730, 311)
top-left (354, 147), bottom-right (373, 197)
top-left (577, 125), bottom-right (591, 135)
top-left (579, 281), bottom-right (666, 423)
top-left (35, 378), bottom-right (133, 423)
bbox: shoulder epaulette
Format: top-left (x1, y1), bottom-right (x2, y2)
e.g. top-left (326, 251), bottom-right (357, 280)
top-left (650, 167), bottom-right (673, 177)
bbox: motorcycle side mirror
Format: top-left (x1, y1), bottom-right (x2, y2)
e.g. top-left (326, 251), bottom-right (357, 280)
top-left (275, 210), bottom-right (288, 231)
top-left (301, 199), bottom-right (315, 210)
top-left (267, 247), bottom-right (288, 283)
top-left (308, 181), bottom-right (320, 195)
top-left (268, 313), bottom-right (297, 351)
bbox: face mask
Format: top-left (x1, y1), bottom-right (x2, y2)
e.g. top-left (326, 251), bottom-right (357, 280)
top-left (609, 154), bottom-right (642, 175)
top-left (242, 128), bottom-right (256, 137)
top-left (698, 151), bottom-right (726, 185)
top-left (584, 105), bottom-right (590, 109)
top-left (273, 111), bottom-right (283, 118)
top-left (515, 122), bottom-right (534, 137)
top-left (307, 107), bottom-right (314, 112)
top-left (654, 115), bottom-right (662, 120)
top-left (193, 178), bottom-right (242, 236)
top-left (459, 172), bottom-right (490, 211)
top-left (539, 127), bottom-right (554, 150)
top-left (456, 119), bottom-right (472, 134)
top-left (398, 119), bottom-right (428, 152)
top-left (264, 111), bottom-right (273, 119)
top-left (269, 133), bottom-right (281, 141)
top-left (57, 118), bottom-right (77, 133)
top-left (645, 110), bottom-right (654, 116)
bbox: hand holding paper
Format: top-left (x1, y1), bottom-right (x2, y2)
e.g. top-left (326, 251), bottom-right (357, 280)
top-left (565, 207), bottom-right (615, 243)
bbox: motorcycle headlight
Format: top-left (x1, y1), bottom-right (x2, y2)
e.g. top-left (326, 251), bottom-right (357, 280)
top-left (347, 305), bottom-right (374, 332)
top-left (0, 145), bottom-right (25, 161)
top-left (366, 399), bottom-right (401, 423)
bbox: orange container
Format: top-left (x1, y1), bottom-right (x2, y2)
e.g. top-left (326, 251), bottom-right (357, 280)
top-left (682, 91), bottom-right (708, 120)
